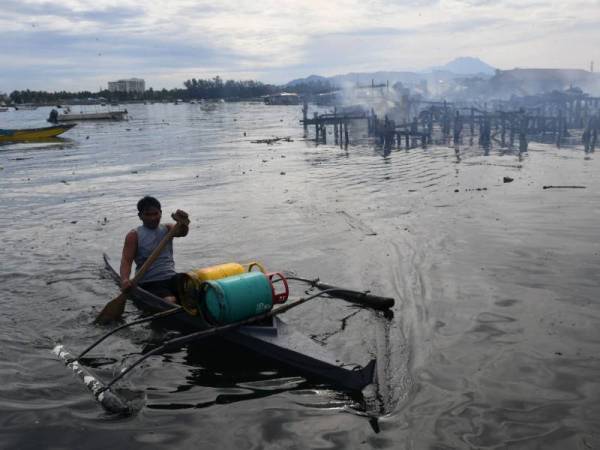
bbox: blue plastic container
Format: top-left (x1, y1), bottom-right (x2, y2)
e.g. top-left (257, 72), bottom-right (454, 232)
top-left (202, 272), bottom-right (274, 325)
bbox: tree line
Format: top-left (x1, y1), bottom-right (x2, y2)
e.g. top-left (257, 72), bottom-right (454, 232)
top-left (5, 76), bottom-right (334, 105)
top-left (183, 76), bottom-right (277, 99)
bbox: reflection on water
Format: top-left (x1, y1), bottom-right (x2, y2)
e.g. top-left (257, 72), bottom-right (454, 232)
top-left (0, 136), bottom-right (74, 150)
top-left (0, 103), bottom-right (599, 449)
top-left (145, 339), bottom-right (312, 411)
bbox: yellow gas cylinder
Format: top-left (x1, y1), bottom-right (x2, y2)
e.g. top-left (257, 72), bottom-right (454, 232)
top-left (192, 262), bottom-right (245, 281)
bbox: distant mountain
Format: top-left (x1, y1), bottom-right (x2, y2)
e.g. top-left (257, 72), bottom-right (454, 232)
top-left (286, 71), bottom-right (428, 88)
top-left (329, 71), bottom-right (424, 86)
top-left (429, 57), bottom-right (496, 75)
top-left (285, 75), bottom-right (329, 87)
top-left (283, 62), bottom-right (600, 100)
top-left (285, 58), bottom-right (496, 87)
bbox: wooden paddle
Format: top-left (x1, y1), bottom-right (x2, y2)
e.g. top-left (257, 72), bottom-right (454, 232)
top-left (95, 213), bottom-right (188, 325)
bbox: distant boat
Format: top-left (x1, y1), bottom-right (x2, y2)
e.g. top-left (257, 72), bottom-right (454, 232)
top-left (0, 107), bottom-right (9, 112)
top-left (264, 93), bottom-right (300, 105)
top-left (0, 124), bottom-right (76, 143)
top-left (14, 105), bottom-right (38, 110)
top-left (51, 109), bottom-right (128, 122)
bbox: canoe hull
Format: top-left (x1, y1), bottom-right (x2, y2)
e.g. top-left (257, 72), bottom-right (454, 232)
top-left (0, 124), bottom-right (76, 142)
top-left (58, 111), bottom-right (127, 121)
top-left (103, 254), bottom-right (375, 391)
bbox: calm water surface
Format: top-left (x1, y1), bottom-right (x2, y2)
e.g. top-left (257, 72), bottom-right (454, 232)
top-left (0, 103), bottom-right (599, 449)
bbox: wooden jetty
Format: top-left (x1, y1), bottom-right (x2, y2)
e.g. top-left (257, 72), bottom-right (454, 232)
top-left (300, 109), bottom-right (367, 146)
top-left (300, 90), bottom-right (600, 152)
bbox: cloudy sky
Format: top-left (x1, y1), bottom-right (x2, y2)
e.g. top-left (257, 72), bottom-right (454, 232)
top-left (1, 0), bottom-right (599, 92)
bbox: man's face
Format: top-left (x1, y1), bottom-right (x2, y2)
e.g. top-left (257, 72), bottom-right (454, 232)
top-left (139, 207), bottom-right (161, 229)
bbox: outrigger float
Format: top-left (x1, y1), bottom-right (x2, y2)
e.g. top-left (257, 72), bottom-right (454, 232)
top-left (53, 253), bottom-right (394, 415)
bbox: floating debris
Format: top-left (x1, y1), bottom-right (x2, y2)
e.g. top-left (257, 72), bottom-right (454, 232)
top-left (251, 137), bottom-right (293, 145)
top-left (542, 185), bottom-right (586, 190)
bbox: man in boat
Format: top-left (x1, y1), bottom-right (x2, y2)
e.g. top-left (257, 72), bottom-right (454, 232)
top-left (120, 196), bottom-right (189, 304)
top-left (48, 108), bottom-right (59, 124)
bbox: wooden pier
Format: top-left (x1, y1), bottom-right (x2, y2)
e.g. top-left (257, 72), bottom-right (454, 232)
top-left (300, 92), bottom-right (600, 152)
top-left (300, 110), bottom-right (367, 146)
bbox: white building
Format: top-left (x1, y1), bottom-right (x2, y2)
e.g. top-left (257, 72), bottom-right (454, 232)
top-left (108, 78), bottom-right (145, 93)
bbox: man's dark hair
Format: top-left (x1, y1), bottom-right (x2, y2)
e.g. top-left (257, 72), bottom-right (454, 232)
top-left (137, 196), bottom-right (161, 214)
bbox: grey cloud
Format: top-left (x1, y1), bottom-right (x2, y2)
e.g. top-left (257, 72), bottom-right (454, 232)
top-left (454, 0), bottom-right (496, 5)
top-left (375, 0), bottom-right (440, 6)
top-left (3, 1), bottom-right (139, 26)
top-left (318, 26), bottom-right (417, 38)
top-left (297, 33), bottom-right (404, 72)
top-left (311, 16), bottom-right (507, 42)
top-left (438, 17), bottom-right (510, 33)
top-left (0, 29), bottom-right (231, 67)
top-left (0, 27), bottom-right (257, 90)
top-left (176, 4), bottom-right (231, 17)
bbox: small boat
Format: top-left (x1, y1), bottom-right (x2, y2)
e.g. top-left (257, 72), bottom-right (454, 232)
top-left (0, 124), bottom-right (76, 143)
top-left (14, 105), bottom-right (38, 110)
top-left (55, 110), bottom-right (127, 122)
top-left (103, 254), bottom-right (376, 391)
top-left (264, 93), bottom-right (300, 105)
top-left (0, 107), bottom-right (9, 112)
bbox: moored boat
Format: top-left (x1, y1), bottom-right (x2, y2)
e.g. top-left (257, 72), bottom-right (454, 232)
top-left (103, 254), bottom-right (376, 391)
top-left (54, 110), bottom-right (127, 122)
top-left (264, 92), bottom-right (300, 105)
top-left (0, 124), bottom-right (76, 143)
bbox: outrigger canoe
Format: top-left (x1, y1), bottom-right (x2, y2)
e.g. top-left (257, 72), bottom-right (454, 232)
top-left (0, 124), bottom-right (76, 143)
top-left (103, 254), bottom-right (376, 392)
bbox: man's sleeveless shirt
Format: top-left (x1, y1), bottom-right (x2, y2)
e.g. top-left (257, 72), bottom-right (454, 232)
top-left (134, 224), bottom-right (176, 283)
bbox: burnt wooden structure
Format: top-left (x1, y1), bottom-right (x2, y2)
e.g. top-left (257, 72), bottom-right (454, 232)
top-left (300, 111), bottom-right (367, 146)
top-left (300, 90), bottom-right (600, 151)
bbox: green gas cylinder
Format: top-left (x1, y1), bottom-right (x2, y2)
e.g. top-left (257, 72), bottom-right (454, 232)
top-left (202, 272), bottom-right (274, 325)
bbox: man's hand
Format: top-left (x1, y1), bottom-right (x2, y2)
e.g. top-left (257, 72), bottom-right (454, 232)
top-left (171, 209), bottom-right (190, 237)
top-left (121, 279), bottom-right (136, 291)
top-left (171, 209), bottom-right (190, 226)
